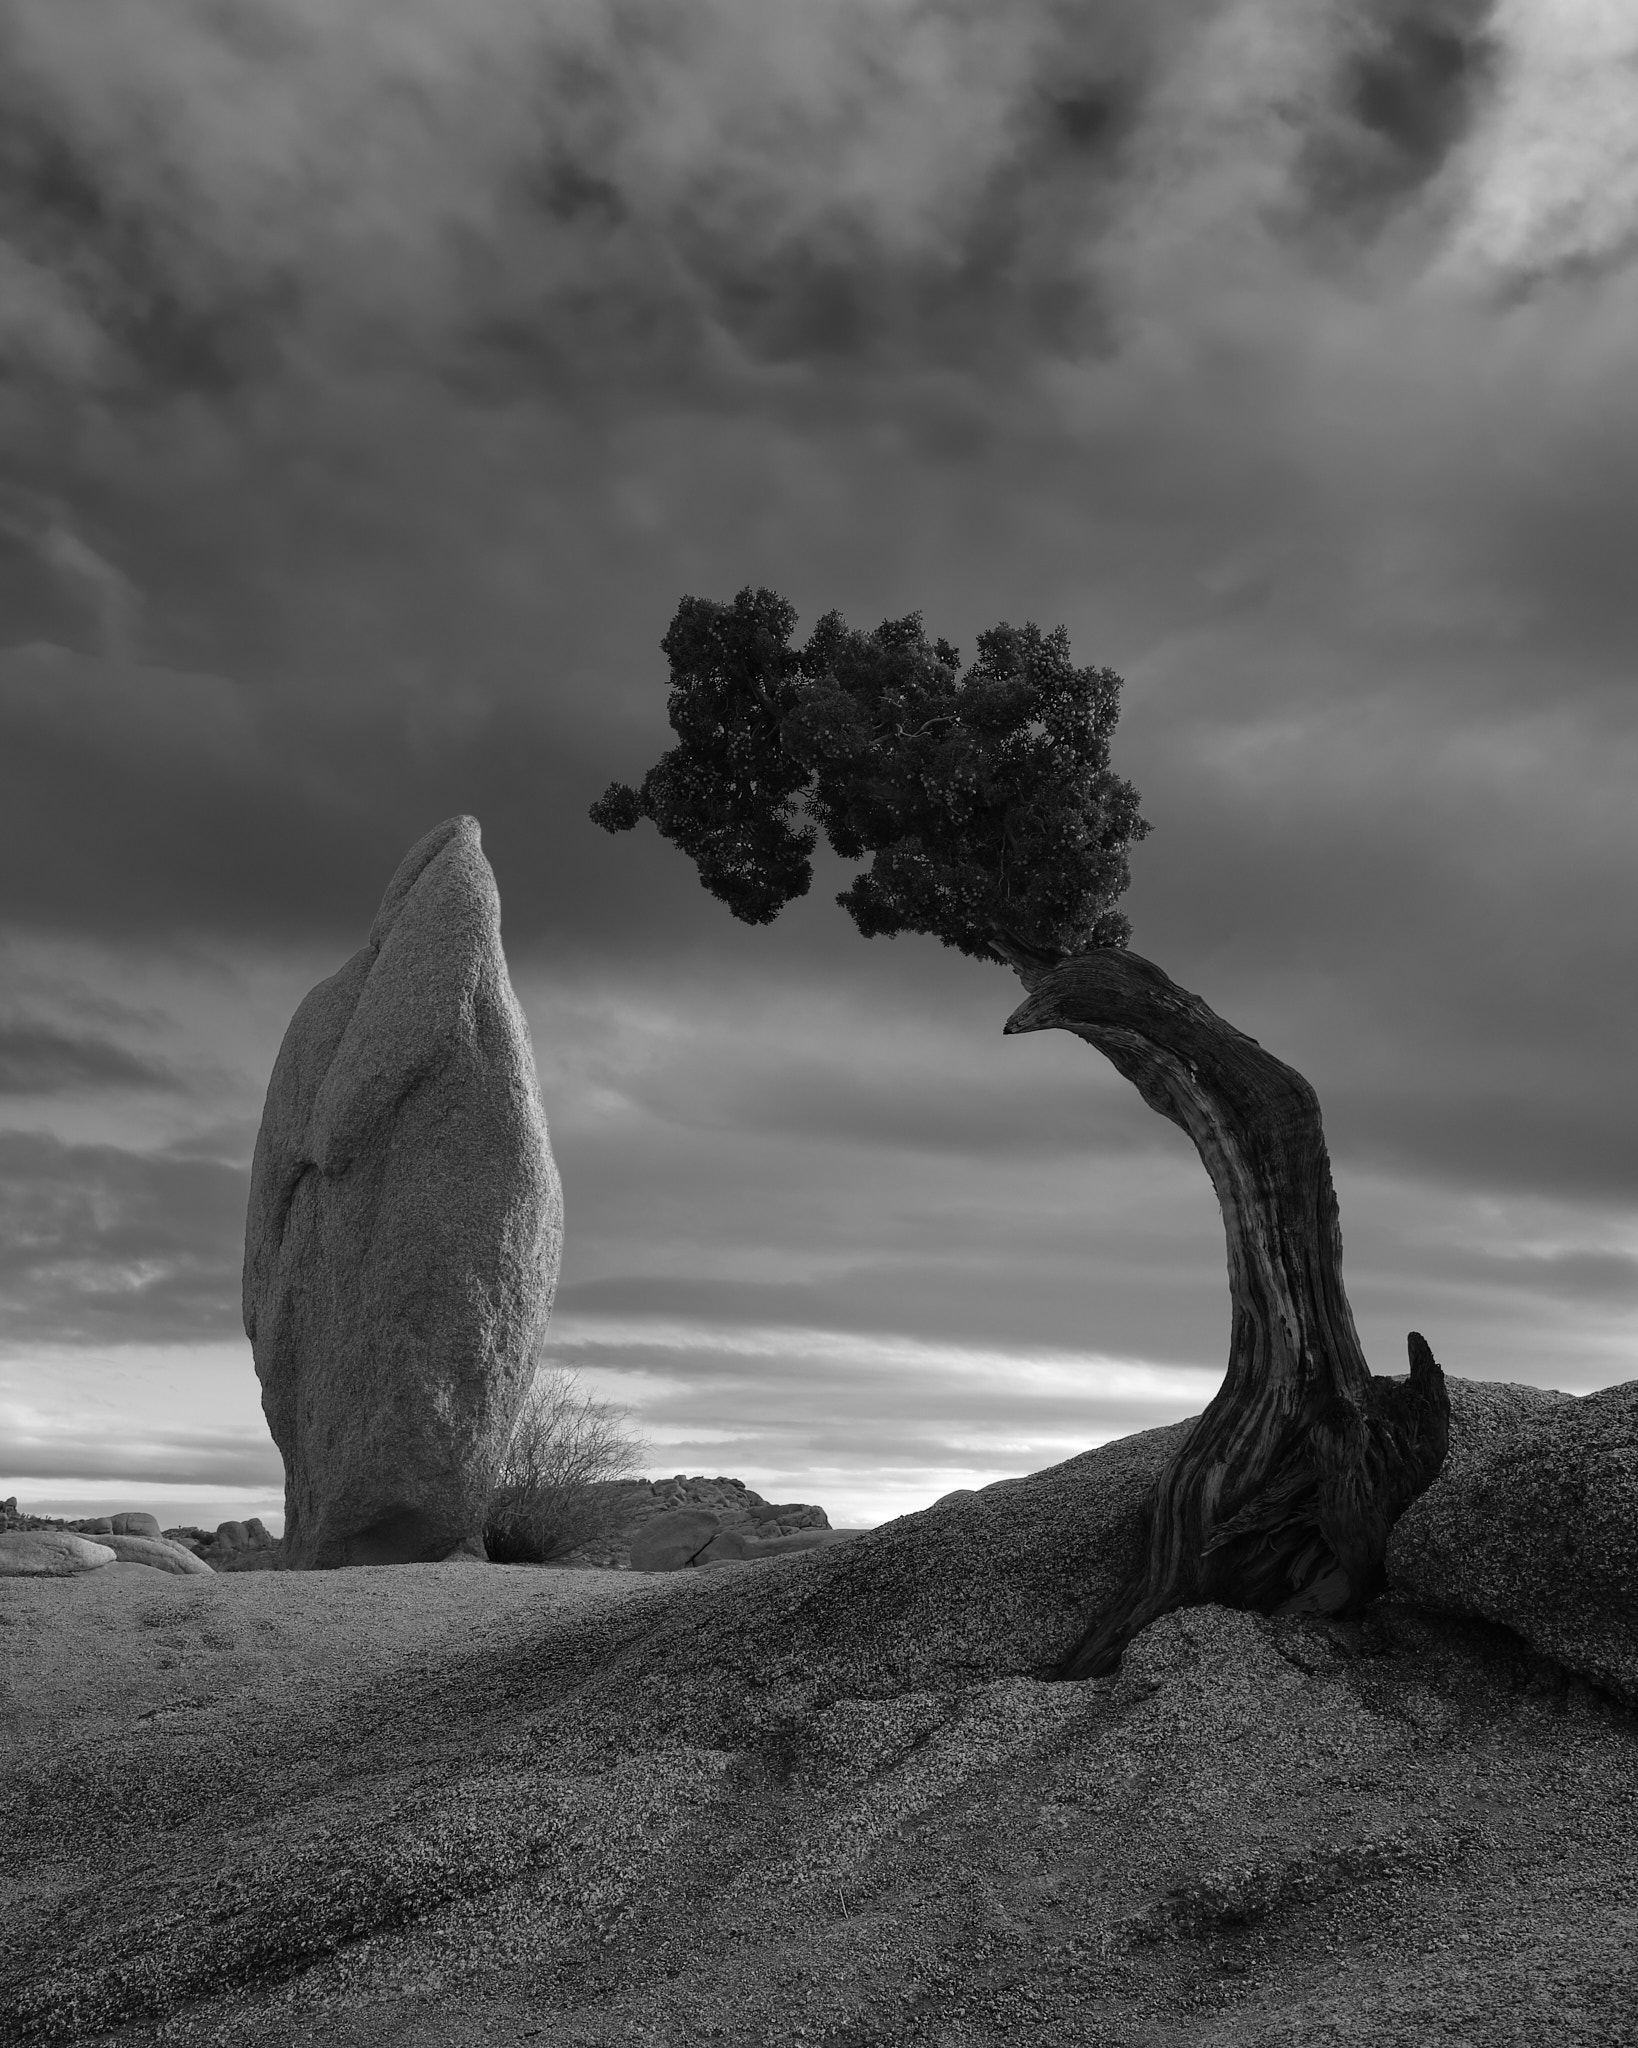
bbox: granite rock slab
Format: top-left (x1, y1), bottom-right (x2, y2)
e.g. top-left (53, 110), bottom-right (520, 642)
top-left (1389, 1374), bottom-right (1637, 1706)
top-left (0, 1531), bottom-right (117, 1576)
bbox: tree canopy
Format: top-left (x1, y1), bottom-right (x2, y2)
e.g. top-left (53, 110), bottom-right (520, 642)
top-left (590, 586), bottom-right (1151, 966)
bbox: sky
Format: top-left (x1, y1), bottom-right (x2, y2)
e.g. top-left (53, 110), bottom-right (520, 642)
top-left (2, 0), bottom-right (1636, 1535)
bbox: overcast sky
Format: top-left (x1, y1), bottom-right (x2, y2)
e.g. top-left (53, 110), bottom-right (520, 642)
top-left (2, 0), bottom-right (1636, 1535)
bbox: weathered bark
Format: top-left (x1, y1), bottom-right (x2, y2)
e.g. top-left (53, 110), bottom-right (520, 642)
top-left (999, 944), bottom-right (1450, 1679)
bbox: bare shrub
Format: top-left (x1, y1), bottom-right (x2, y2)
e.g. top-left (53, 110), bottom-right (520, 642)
top-left (484, 1368), bottom-right (649, 1564)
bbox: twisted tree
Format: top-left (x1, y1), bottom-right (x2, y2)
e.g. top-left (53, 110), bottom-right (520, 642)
top-left (591, 587), bottom-right (1449, 1675)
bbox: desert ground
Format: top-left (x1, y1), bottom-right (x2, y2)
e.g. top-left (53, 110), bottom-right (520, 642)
top-left (4, 1397), bottom-right (1637, 2048)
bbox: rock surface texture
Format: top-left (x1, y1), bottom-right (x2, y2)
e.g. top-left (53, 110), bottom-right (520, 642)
top-left (86, 1534), bottom-right (217, 1577)
top-left (696, 1525), bottom-right (860, 1564)
top-left (160, 1521), bottom-right (282, 1572)
top-left (1389, 1376), bottom-right (1638, 1707)
top-left (0, 1531), bottom-right (115, 1576)
top-left (560, 1473), bottom-right (831, 1569)
top-left (628, 1509), bottom-right (722, 1572)
top-left (242, 816), bottom-right (562, 1570)
top-left (4, 1378), bottom-right (1637, 2048)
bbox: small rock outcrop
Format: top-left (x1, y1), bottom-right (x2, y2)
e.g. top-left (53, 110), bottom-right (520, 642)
top-left (161, 1520), bottom-right (284, 1572)
top-left (0, 1531), bottom-right (116, 1576)
top-left (62, 1511), bottom-right (165, 1541)
top-left (562, 1474), bottom-right (832, 1569)
top-left (1388, 1375), bottom-right (1638, 1705)
top-left (243, 816), bottom-right (563, 1570)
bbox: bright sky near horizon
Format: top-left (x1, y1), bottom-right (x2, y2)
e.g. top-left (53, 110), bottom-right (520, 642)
top-left (2, 0), bottom-right (1637, 1535)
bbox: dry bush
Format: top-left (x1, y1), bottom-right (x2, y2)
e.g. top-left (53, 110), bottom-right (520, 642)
top-left (483, 1367), bottom-right (649, 1564)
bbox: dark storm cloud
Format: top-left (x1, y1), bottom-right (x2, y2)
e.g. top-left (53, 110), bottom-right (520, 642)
top-left (555, 1260), bottom-right (1227, 1369)
top-left (1419, 1242), bottom-right (1638, 1310)
top-left (0, 94), bottom-right (294, 402)
top-left (0, 1128), bottom-right (246, 1343)
top-left (1289, 0), bottom-right (1498, 240)
top-left (546, 987), bottom-right (1173, 1162)
top-left (0, 645), bottom-right (615, 948)
top-left (0, 0), bottom-right (1529, 425)
top-left (0, 483), bottom-right (140, 657)
top-left (1327, 1076), bottom-right (1638, 1207)
top-left (0, 0), bottom-right (1624, 759)
top-left (699, 1062), bottom-right (1163, 1160)
top-left (0, 1), bottom-right (1166, 398)
top-left (0, 0), bottom-right (1636, 1489)
top-left (0, 1017), bottom-right (177, 1095)
top-left (1115, 655), bottom-right (1638, 1207)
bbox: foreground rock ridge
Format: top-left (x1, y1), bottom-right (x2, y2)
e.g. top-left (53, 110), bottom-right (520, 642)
top-left (242, 815), bottom-right (562, 1569)
top-left (2, 1374), bottom-right (1633, 2048)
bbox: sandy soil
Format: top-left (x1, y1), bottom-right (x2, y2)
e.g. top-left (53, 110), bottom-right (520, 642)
top-left (3, 1541), bottom-right (1636, 2048)
top-left (1, 1558), bottom-right (665, 1742)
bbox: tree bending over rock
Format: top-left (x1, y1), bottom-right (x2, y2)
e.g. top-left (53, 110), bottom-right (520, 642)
top-left (1001, 946), bottom-right (1448, 1674)
top-left (591, 587), bottom-right (1450, 1673)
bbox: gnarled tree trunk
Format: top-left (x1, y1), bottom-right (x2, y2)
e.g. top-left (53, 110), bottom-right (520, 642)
top-left (998, 943), bottom-right (1449, 1680)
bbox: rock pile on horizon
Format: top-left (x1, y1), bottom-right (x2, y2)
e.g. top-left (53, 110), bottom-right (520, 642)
top-left (0, 1523), bottom-right (213, 1578)
top-left (242, 815), bottom-right (562, 1569)
top-left (165, 1519), bottom-right (282, 1572)
top-left (0, 1507), bottom-right (288, 1577)
top-left (559, 1473), bottom-right (832, 1569)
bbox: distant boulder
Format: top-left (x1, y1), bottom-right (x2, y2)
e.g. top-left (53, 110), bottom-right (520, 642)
top-left (91, 1534), bottom-right (216, 1577)
top-left (560, 1475), bottom-right (832, 1569)
top-left (110, 1513), bottom-right (162, 1538)
top-left (243, 816), bottom-right (563, 1570)
top-left (0, 1532), bottom-right (116, 1577)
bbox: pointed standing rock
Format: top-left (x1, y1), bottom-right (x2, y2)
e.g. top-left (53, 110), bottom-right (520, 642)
top-left (243, 817), bottom-right (562, 1569)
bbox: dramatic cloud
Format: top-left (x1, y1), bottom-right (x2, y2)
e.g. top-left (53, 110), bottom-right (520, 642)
top-left (0, 1017), bottom-right (177, 1096)
top-left (0, 1420), bottom-right (279, 1490)
top-left (1, 0), bottom-right (1635, 1521)
top-left (553, 1326), bottom-right (1229, 1526)
top-left (0, 1128), bottom-right (246, 1344)
top-left (0, 1339), bottom-right (284, 1529)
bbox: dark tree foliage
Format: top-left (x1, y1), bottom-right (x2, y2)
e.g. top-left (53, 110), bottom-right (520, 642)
top-left (590, 586), bottom-right (1151, 963)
